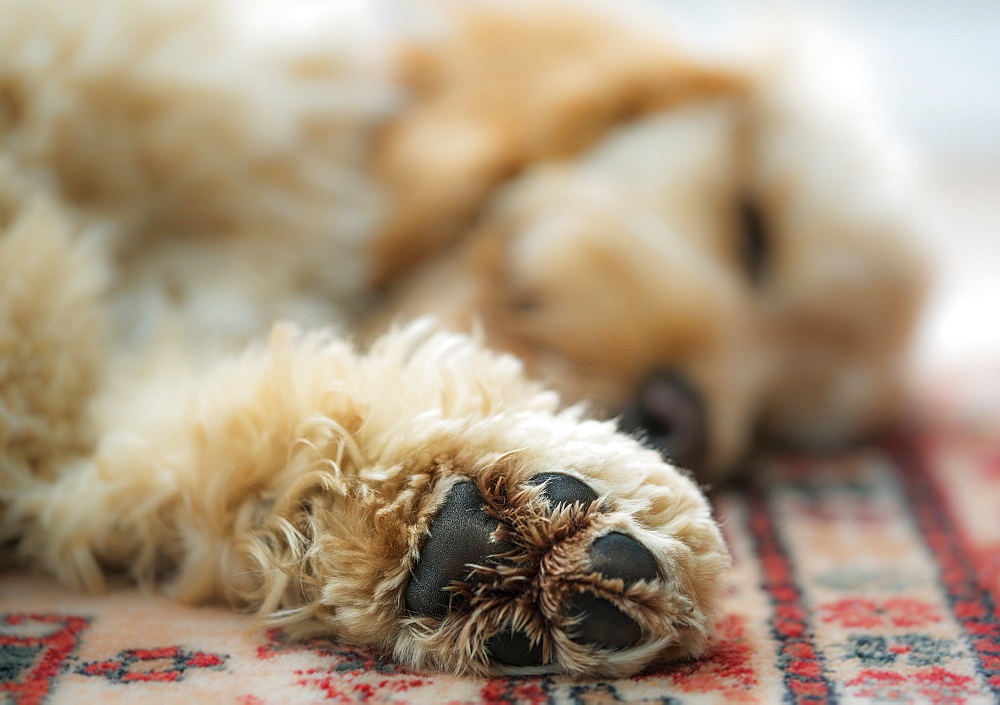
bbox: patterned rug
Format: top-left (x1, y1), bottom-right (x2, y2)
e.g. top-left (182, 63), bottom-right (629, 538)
top-left (2, 368), bottom-right (999, 704)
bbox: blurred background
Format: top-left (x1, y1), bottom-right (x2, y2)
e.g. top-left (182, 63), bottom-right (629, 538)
top-left (659, 0), bottom-right (1000, 376)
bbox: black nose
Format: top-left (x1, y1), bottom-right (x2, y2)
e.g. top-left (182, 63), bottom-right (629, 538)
top-left (619, 371), bottom-right (707, 475)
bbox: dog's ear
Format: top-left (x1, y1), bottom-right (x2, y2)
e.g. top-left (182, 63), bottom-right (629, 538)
top-left (369, 2), bottom-right (746, 288)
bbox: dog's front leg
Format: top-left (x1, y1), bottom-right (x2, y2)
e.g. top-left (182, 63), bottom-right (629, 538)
top-left (8, 322), bottom-right (729, 678)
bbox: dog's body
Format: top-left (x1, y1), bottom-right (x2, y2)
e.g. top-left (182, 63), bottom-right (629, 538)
top-left (0, 0), bottom-right (926, 678)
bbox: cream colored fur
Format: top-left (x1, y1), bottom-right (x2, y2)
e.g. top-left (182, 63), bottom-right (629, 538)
top-left (3, 306), bottom-right (727, 676)
top-left (0, 0), bottom-right (390, 354)
top-left (0, 184), bottom-right (109, 485)
top-left (0, 0), bottom-right (926, 678)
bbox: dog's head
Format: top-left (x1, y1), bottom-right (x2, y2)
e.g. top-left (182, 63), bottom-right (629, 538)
top-left (366, 3), bottom-right (929, 481)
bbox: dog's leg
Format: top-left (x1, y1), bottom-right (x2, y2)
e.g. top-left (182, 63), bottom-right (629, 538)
top-left (8, 321), bottom-right (728, 678)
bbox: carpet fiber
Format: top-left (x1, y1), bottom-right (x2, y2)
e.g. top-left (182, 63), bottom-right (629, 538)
top-left (2, 369), bottom-right (999, 704)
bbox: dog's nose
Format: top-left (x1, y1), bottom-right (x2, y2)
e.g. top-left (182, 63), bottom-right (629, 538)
top-left (619, 371), bottom-right (707, 475)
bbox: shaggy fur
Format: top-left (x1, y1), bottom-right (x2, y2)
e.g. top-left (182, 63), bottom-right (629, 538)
top-left (4, 315), bottom-right (727, 677)
top-left (0, 0), bottom-right (925, 679)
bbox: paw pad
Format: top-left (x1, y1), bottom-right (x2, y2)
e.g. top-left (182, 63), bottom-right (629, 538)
top-left (527, 472), bottom-right (598, 509)
top-left (589, 532), bottom-right (659, 585)
top-left (567, 592), bottom-right (643, 650)
top-left (404, 481), bottom-right (515, 619)
top-left (484, 628), bottom-right (546, 667)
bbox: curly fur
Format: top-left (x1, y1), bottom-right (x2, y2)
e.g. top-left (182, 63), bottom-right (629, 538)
top-left (0, 0), bottom-right (926, 679)
top-left (4, 319), bottom-right (727, 677)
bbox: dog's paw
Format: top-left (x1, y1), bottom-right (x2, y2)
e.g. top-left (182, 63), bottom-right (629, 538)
top-left (397, 453), bottom-right (727, 677)
top-left (405, 475), bottom-right (655, 663)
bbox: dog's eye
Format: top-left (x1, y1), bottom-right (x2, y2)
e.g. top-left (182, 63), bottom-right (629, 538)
top-left (509, 293), bottom-right (543, 314)
top-left (737, 198), bottom-right (769, 284)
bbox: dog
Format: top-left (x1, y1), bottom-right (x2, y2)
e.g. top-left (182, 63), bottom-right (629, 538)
top-left (0, 0), bottom-right (926, 678)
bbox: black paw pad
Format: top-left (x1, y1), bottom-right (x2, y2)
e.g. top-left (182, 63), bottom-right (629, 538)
top-left (589, 532), bottom-right (660, 586)
top-left (567, 592), bottom-right (643, 650)
top-left (405, 482), bottom-right (515, 619)
top-left (527, 473), bottom-right (598, 509)
top-left (485, 629), bottom-right (546, 667)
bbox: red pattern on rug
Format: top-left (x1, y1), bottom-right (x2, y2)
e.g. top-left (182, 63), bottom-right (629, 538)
top-left (77, 645), bottom-right (226, 683)
top-left (0, 615), bottom-right (87, 705)
top-left (1, 371), bottom-right (998, 704)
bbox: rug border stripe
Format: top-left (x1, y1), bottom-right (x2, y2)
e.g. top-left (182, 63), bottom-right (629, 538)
top-left (745, 483), bottom-right (838, 704)
top-left (890, 434), bottom-right (1000, 696)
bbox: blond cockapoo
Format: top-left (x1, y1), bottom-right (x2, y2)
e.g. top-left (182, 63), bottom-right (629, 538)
top-left (0, 0), bottom-right (924, 678)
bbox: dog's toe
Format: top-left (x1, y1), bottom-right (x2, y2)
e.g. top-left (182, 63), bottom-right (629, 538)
top-left (589, 532), bottom-right (659, 585)
top-left (567, 592), bottom-right (644, 650)
top-left (404, 481), bottom-right (515, 619)
top-left (527, 472), bottom-right (598, 509)
top-left (565, 533), bottom-right (657, 650)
